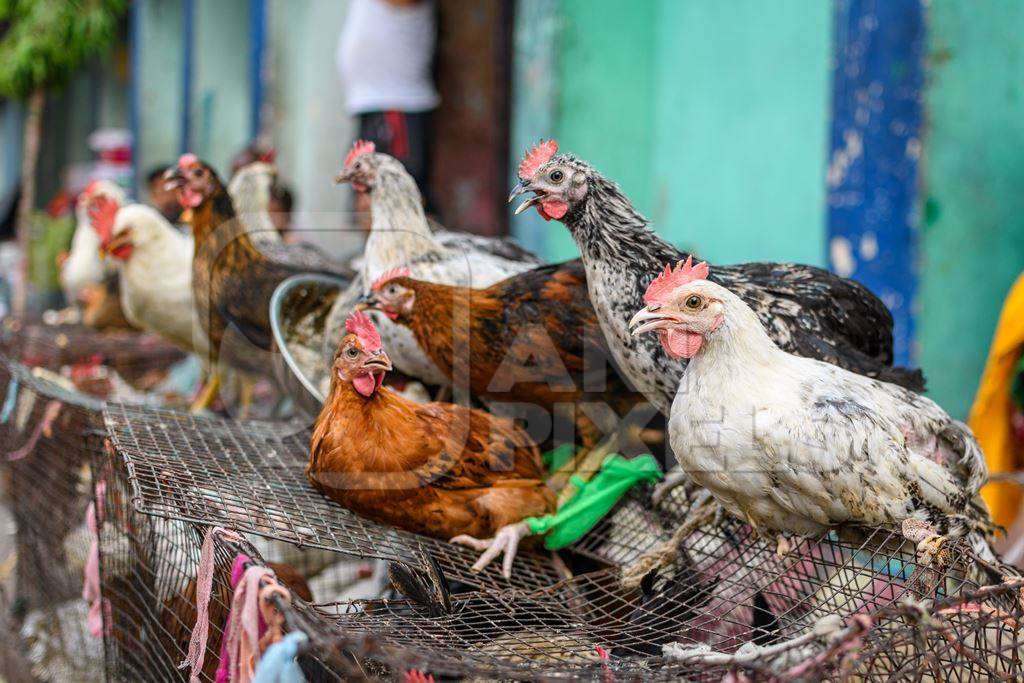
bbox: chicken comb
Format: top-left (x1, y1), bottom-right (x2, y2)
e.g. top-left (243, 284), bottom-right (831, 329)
top-left (344, 140), bottom-right (376, 169)
top-left (345, 310), bottom-right (383, 351)
top-left (258, 147), bottom-right (276, 164)
top-left (518, 139), bottom-right (559, 180)
top-left (370, 266), bottom-right (411, 292)
top-left (87, 195), bottom-right (120, 242)
top-left (178, 152), bottom-right (199, 169)
top-left (643, 256), bottom-right (710, 305)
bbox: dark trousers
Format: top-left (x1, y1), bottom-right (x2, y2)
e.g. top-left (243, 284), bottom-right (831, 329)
top-left (357, 110), bottom-right (436, 212)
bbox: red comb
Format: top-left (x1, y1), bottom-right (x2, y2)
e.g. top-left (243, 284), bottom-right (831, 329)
top-left (345, 310), bottom-right (382, 351)
top-left (344, 140), bottom-right (375, 169)
top-left (370, 266), bottom-right (410, 293)
top-left (258, 148), bottom-right (276, 163)
top-left (518, 139), bottom-right (558, 180)
top-left (178, 153), bottom-right (199, 168)
top-left (643, 256), bottom-right (710, 305)
top-left (88, 195), bottom-right (120, 242)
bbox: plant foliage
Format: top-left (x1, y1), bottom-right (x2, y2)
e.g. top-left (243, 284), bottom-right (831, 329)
top-left (0, 0), bottom-right (128, 99)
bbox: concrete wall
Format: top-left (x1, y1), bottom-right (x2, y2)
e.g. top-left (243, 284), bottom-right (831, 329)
top-left (517, 0), bottom-right (832, 266)
top-left (135, 0), bottom-right (185, 185)
top-left (267, 0), bottom-right (359, 257)
top-left (918, 1), bottom-right (1024, 418)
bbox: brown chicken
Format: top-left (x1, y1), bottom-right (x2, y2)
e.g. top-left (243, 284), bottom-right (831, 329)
top-left (309, 311), bottom-right (554, 577)
top-left (361, 259), bottom-right (655, 452)
top-left (163, 153), bottom-right (351, 411)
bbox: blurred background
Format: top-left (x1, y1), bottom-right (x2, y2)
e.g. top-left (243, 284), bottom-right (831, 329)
top-left (0, 0), bottom-right (1021, 421)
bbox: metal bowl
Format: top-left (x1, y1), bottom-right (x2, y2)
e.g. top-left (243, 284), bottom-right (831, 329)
top-left (270, 274), bottom-right (347, 418)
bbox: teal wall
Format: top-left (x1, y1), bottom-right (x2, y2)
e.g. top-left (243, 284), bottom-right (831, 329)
top-left (136, 0), bottom-right (185, 188)
top-left (918, 1), bottom-right (1024, 418)
top-left (515, 0), bottom-right (832, 266)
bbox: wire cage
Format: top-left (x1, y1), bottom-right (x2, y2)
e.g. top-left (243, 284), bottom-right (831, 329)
top-left (0, 321), bottom-right (192, 682)
top-left (91, 438), bottom-right (376, 682)
top-left (0, 319), bottom-right (186, 388)
top-left (100, 401), bottom-right (1024, 681)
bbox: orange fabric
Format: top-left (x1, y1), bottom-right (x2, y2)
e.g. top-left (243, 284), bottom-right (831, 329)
top-left (970, 272), bottom-right (1024, 528)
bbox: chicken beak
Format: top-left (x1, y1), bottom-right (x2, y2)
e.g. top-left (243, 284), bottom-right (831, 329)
top-left (513, 195), bottom-right (542, 216)
top-left (629, 307), bottom-right (675, 337)
top-left (362, 350), bottom-right (392, 373)
top-left (508, 180), bottom-right (530, 203)
top-left (334, 168), bottom-right (353, 185)
top-left (354, 292), bottom-right (378, 311)
top-left (163, 166), bottom-right (185, 191)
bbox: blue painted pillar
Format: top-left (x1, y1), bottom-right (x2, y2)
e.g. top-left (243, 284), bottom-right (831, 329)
top-left (827, 0), bottom-right (926, 366)
top-left (249, 0), bottom-right (266, 141)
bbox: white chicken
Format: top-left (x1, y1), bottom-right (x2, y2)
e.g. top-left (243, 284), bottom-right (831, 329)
top-left (628, 258), bottom-right (994, 548)
top-left (324, 140), bottom-right (542, 385)
top-left (86, 196), bottom-right (205, 358)
top-left (228, 161), bottom-right (281, 247)
top-left (60, 180), bottom-right (126, 304)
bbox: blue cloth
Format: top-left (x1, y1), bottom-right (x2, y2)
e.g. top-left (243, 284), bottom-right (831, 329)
top-left (0, 378), bottom-right (17, 424)
top-left (252, 631), bottom-right (308, 683)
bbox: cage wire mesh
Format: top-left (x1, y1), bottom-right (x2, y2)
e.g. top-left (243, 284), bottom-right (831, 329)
top-left (91, 440), bottom-right (374, 682)
top-left (0, 319), bottom-right (186, 392)
top-left (101, 401), bottom-right (1024, 680)
top-left (0, 322), bottom-right (192, 682)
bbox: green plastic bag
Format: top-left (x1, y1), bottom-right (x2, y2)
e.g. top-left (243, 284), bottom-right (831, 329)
top-left (525, 453), bottom-right (662, 550)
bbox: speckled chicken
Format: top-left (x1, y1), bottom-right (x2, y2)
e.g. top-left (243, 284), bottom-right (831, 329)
top-left (362, 260), bottom-right (653, 451)
top-left (309, 311), bottom-right (554, 577)
top-left (628, 258), bottom-right (994, 547)
top-left (510, 140), bottom-right (925, 420)
top-left (324, 141), bottom-right (542, 385)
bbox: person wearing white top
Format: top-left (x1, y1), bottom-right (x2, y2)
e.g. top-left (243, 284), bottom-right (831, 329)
top-left (337, 0), bottom-right (439, 212)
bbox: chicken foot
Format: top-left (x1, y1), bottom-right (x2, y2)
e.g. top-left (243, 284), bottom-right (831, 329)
top-left (189, 370), bottom-right (222, 414)
top-left (450, 522), bottom-right (531, 579)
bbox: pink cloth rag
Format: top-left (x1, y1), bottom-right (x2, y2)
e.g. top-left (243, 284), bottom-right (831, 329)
top-left (82, 480), bottom-right (108, 638)
top-left (8, 400), bottom-right (62, 460)
top-left (179, 526), bottom-right (243, 683)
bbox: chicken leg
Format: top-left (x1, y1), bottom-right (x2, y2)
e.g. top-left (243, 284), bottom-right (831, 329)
top-left (189, 370), bottom-right (222, 414)
top-left (450, 522), bottom-right (531, 579)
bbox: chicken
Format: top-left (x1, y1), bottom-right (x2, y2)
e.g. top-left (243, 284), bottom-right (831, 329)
top-left (87, 196), bottom-right (203, 357)
top-left (309, 311), bottom-right (554, 577)
top-left (228, 161), bottom-right (282, 247)
top-left (628, 258), bottom-right (994, 547)
top-left (361, 260), bottom-right (653, 451)
top-left (324, 140), bottom-right (542, 385)
top-left (60, 180), bottom-right (125, 305)
top-left (164, 153), bottom-right (353, 410)
top-left (509, 140), bottom-right (925, 422)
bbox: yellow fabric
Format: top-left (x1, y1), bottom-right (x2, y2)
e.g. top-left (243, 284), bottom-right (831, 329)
top-left (970, 272), bottom-right (1024, 528)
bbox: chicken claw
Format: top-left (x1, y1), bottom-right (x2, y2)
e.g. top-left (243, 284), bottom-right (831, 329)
top-left (652, 470), bottom-right (689, 507)
top-left (450, 522), bottom-right (531, 579)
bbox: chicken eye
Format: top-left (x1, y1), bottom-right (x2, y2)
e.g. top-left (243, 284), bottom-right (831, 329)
top-left (685, 295), bottom-right (702, 310)
top-left (386, 285), bottom-right (397, 296)
top-left (345, 347), bottom-right (359, 359)
top-left (549, 169), bottom-right (564, 183)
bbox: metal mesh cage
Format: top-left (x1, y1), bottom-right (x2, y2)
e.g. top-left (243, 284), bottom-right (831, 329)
top-left (100, 400), bottom-right (1024, 680)
top-left (0, 322), bottom-right (191, 682)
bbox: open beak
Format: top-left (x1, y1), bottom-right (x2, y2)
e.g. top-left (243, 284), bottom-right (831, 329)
top-left (361, 351), bottom-right (392, 373)
top-left (354, 292), bottom-right (378, 311)
top-left (629, 307), bottom-right (678, 337)
top-left (509, 180), bottom-right (544, 215)
top-left (99, 230), bottom-right (133, 258)
top-left (163, 166), bottom-right (185, 191)
top-left (508, 179), bottom-right (530, 203)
